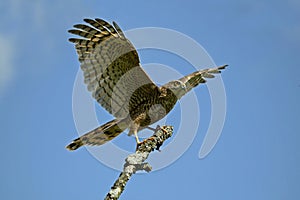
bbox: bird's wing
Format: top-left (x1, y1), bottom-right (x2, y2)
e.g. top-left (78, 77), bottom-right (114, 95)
top-left (69, 18), bottom-right (157, 118)
top-left (179, 65), bottom-right (228, 93)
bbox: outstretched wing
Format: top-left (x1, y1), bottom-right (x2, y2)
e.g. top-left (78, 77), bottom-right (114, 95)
top-left (179, 65), bottom-right (228, 93)
top-left (69, 18), bottom-right (157, 118)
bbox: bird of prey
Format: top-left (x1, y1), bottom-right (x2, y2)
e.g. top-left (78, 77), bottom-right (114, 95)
top-left (66, 18), bottom-right (227, 151)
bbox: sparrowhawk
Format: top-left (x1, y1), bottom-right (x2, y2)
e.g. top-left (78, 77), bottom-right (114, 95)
top-left (66, 18), bottom-right (227, 151)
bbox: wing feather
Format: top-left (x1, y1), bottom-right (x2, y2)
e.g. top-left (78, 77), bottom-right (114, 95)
top-left (69, 18), bottom-right (157, 118)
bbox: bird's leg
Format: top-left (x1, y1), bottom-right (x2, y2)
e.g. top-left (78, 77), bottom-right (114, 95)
top-left (134, 130), bottom-right (140, 144)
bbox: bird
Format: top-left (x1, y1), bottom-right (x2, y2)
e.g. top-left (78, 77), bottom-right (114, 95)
top-left (66, 18), bottom-right (227, 151)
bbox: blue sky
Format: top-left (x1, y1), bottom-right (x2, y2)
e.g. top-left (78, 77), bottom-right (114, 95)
top-left (0, 0), bottom-right (299, 199)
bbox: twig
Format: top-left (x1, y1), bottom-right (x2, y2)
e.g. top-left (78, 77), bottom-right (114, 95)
top-left (104, 125), bottom-right (174, 200)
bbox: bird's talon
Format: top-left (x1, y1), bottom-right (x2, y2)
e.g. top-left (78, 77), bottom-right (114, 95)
top-left (136, 139), bottom-right (146, 150)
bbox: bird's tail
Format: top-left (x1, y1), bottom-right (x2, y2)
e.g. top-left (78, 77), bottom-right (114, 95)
top-left (66, 118), bottom-right (129, 151)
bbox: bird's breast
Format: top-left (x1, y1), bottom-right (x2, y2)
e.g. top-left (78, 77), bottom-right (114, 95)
top-left (128, 89), bottom-right (178, 128)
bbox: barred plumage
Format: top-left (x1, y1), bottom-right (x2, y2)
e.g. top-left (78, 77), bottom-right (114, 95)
top-left (66, 18), bottom-right (227, 150)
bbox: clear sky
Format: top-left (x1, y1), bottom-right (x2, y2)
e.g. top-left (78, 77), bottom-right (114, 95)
top-left (0, 0), bottom-right (299, 199)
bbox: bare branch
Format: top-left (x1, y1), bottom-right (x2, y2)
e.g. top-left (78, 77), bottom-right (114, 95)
top-left (104, 125), bottom-right (173, 200)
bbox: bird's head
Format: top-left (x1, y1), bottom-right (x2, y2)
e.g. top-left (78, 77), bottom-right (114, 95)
top-left (162, 80), bottom-right (187, 99)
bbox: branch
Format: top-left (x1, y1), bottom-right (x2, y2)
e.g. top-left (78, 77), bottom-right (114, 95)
top-left (104, 125), bottom-right (174, 200)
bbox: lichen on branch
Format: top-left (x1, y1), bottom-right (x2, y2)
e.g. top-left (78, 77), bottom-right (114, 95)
top-left (104, 125), bottom-right (173, 200)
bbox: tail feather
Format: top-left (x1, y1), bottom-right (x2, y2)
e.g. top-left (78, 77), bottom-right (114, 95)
top-left (66, 118), bottom-right (129, 151)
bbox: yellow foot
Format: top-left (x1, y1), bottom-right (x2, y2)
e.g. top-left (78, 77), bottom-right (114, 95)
top-left (134, 132), bottom-right (140, 144)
